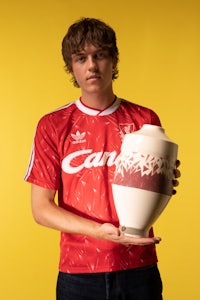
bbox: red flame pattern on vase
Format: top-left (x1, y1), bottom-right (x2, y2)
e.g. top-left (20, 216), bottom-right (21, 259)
top-left (114, 152), bottom-right (174, 195)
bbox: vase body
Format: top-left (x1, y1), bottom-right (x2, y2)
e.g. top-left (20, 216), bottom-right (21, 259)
top-left (112, 124), bottom-right (178, 237)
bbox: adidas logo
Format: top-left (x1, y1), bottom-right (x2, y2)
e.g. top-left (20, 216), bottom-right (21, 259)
top-left (71, 130), bottom-right (86, 144)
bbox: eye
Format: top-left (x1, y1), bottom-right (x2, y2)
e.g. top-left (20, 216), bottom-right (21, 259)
top-left (95, 51), bottom-right (107, 60)
top-left (75, 55), bottom-right (86, 63)
top-left (97, 52), bottom-right (104, 59)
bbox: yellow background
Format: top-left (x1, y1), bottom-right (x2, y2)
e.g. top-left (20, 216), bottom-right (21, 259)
top-left (0, 0), bottom-right (199, 299)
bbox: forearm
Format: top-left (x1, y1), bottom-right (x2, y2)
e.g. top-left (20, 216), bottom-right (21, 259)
top-left (31, 184), bottom-right (101, 238)
top-left (31, 184), bottom-right (161, 245)
top-left (33, 199), bottom-right (100, 237)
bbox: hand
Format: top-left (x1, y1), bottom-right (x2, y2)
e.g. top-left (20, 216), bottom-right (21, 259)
top-left (96, 223), bottom-right (161, 246)
top-left (172, 160), bottom-right (181, 195)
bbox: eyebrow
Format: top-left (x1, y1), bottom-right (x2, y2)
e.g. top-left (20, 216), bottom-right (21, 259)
top-left (73, 47), bottom-right (104, 56)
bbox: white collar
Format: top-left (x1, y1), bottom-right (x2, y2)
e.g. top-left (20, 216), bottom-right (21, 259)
top-left (75, 97), bottom-right (121, 116)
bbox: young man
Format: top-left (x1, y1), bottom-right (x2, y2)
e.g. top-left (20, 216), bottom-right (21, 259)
top-left (24, 18), bottom-right (180, 299)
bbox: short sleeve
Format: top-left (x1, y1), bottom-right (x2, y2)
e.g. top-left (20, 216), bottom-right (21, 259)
top-left (24, 115), bottom-right (61, 190)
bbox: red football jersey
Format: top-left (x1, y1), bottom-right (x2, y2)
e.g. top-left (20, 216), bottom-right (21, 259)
top-left (25, 97), bottom-right (161, 273)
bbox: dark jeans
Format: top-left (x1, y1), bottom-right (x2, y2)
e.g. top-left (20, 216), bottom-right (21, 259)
top-left (56, 264), bottom-right (163, 300)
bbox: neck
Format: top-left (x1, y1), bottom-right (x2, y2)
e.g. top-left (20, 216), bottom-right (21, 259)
top-left (81, 91), bottom-right (115, 110)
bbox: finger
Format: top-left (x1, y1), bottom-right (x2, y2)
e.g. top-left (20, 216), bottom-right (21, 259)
top-left (172, 189), bottom-right (177, 195)
top-left (176, 159), bottom-right (181, 167)
top-left (174, 168), bottom-right (181, 178)
top-left (134, 237), bottom-right (161, 245)
top-left (172, 179), bottom-right (179, 187)
top-left (130, 237), bottom-right (161, 246)
top-left (120, 235), bottom-right (161, 246)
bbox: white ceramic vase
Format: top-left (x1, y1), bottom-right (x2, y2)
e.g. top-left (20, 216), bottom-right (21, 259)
top-left (112, 124), bottom-right (178, 238)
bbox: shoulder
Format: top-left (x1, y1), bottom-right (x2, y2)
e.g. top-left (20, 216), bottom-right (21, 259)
top-left (120, 98), bottom-right (152, 111)
top-left (119, 98), bottom-right (161, 126)
top-left (37, 101), bottom-right (77, 128)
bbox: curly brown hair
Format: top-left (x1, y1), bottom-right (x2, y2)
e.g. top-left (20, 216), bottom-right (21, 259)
top-left (62, 17), bottom-right (119, 87)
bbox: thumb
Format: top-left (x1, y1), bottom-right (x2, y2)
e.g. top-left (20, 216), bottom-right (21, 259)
top-left (103, 223), bottom-right (120, 236)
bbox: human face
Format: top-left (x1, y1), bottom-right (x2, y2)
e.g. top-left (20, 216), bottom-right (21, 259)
top-left (71, 44), bottom-right (114, 97)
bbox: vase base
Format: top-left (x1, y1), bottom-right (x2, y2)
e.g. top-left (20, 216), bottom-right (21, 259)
top-left (120, 225), bottom-right (149, 238)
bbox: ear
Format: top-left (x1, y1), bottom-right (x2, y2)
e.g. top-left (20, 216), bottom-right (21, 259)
top-left (112, 57), bottom-right (118, 69)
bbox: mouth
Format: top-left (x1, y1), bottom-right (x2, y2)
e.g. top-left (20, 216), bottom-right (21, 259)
top-left (87, 74), bottom-right (101, 81)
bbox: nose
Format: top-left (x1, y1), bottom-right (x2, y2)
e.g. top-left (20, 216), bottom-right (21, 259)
top-left (87, 56), bottom-right (97, 71)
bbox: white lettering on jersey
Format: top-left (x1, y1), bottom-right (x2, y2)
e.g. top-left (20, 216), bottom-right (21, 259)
top-left (62, 149), bottom-right (118, 174)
